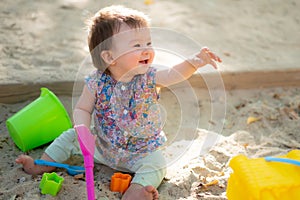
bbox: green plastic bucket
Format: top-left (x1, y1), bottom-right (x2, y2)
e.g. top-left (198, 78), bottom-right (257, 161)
top-left (6, 88), bottom-right (72, 152)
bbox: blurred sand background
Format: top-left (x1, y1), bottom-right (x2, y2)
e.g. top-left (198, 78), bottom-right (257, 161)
top-left (1, 0), bottom-right (300, 199)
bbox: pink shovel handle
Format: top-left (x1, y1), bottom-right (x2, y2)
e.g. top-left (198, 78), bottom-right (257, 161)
top-left (83, 155), bottom-right (94, 200)
top-left (85, 166), bottom-right (95, 200)
top-left (83, 155), bottom-right (94, 168)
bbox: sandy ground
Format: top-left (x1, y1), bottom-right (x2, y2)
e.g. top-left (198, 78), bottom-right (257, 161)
top-left (1, 87), bottom-right (300, 199)
top-left (1, 0), bottom-right (300, 199)
top-left (1, 0), bottom-right (300, 85)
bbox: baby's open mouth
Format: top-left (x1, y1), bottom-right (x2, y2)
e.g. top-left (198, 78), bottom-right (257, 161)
top-left (139, 59), bottom-right (149, 64)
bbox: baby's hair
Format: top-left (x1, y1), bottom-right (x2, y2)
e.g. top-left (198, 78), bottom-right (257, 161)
top-left (86, 5), bottom-right (151, 72)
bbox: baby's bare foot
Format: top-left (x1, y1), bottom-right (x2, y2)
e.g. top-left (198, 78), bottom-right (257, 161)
top-left (16, 154), bottom-right (37, 174)
top-left (122, 183), bottom-right (158, 200)
top-left (16, 154), bottom-right (55, 175)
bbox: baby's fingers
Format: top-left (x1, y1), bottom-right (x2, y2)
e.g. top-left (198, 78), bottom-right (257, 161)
top-left (208, 51), bottom-right (222, 63)
top-left (202, 47), bottom-right (222, 63)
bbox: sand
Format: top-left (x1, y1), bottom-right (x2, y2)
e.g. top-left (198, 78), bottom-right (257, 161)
top-left (1, 87), bottom-right (300, 199)
top-left (1, 0), bottom-right (300, 199)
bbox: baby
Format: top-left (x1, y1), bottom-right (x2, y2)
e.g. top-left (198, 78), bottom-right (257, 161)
top-left (16, 5), bottom-right (221, 200)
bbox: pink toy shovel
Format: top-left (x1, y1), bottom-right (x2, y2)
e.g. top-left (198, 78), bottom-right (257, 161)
top-left (75, 124), bottom-right (96, 200)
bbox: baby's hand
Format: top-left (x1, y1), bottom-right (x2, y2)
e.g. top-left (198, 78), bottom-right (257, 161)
top-left (188, 47), bottom-right (222, 69)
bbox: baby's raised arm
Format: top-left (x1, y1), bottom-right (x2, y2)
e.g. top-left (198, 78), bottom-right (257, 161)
top-left (156, 47), bottom-right (222, 87)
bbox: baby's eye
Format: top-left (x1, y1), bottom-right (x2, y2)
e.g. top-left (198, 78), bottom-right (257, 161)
top-left (133, 44), bottom-right (141, 48)
top-left (147, 42), bottom-right (152, 46)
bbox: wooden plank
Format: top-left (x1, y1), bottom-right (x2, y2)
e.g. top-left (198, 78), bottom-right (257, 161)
top-left (1, 69), bottom-right (300, 104)
top-left (0, 82), bottom-right (75, 104)
top-left (188, 69), bottom-right (300, 90)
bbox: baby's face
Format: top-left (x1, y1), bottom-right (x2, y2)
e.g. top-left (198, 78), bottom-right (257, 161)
top-left (110, 23), bottom-right (155, 79)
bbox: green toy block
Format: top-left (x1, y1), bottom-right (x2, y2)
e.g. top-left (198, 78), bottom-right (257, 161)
top-left (39, 172), bottom-right (64, 196)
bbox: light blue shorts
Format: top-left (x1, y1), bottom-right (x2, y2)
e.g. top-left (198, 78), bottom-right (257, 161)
top-left (45, 128), bottom-right (166, 188)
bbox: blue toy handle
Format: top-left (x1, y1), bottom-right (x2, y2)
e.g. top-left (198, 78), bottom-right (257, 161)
top-left (34, 159), bottom-right (69, 168)
top-left (265, 157), bottom-right (300, 167)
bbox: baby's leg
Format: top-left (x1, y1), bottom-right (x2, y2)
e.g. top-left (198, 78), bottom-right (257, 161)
top-left (122, 150), bottom-right (166, 200)
top-left (15, 153), bottom-right (55, 175)
top-left (16, 128), bottom-right (81, 175)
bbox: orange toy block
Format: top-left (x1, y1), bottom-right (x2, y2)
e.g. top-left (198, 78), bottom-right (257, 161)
top-left (110, 172), bottom-right (132, 193)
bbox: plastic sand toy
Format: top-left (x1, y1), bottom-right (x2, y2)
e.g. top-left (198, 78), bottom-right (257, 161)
top-left (226, 150), bottom-right (300, 200)
top-left (34, 159), bottom-right (85, 176)
top-left (110, 172), bottom-right (132, 194)
top-left (75, 124), bottom-right (96, 200)
top-left (6, 87), bottom-right (72, 152)
top-left (39, 172), bottom-right (64, 196)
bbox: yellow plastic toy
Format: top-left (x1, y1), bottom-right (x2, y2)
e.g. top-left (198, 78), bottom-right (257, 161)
top-left (226, 150), bottom-right (300, 200)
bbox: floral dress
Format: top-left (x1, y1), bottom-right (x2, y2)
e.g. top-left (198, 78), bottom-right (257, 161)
top-left (85, 67), bottom-right (166, 168)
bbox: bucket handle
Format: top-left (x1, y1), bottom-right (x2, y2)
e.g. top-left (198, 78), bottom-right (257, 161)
top-left (40, 88), bottom-right (50, 97)
top-left (265, 157), bottom-right (300, 167)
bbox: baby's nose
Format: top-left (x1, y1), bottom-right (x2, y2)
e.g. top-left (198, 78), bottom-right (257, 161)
top-left (141, 47), bottom-right (152, 55)
top-left (142, 49), bottom-right (148, 55)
